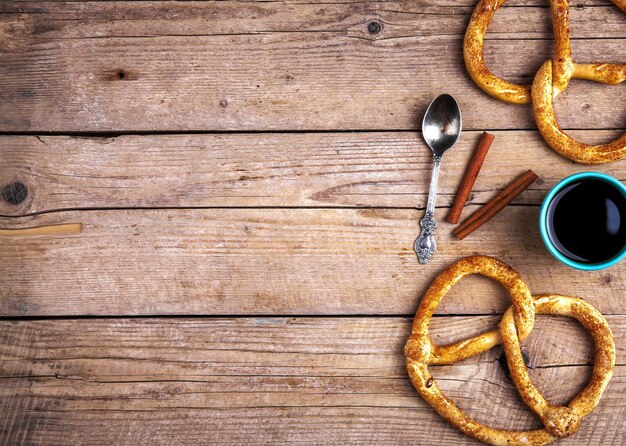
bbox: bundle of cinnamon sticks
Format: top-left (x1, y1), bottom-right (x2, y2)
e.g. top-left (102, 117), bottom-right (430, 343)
top-left (447, 132), bottom-right (538, 239)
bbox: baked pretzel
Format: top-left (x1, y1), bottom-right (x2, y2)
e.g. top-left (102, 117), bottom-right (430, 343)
top-left (464, 0), bottom-right (626, 164)
top-left (532, 60), bottom-right (626, 164)
top-left (405, 256), bottom-right (615, 446)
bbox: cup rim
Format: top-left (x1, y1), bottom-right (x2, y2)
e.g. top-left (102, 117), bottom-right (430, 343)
top-left (539, 171), bottom-right (626, 271)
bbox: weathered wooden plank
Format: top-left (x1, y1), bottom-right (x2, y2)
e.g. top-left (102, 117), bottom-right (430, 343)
top-left (14, 0), bottom-right (616, 5)
top-left (1, 130), bottom-right (624, 216)
top-left (1, 1), bottom-right (624, 131)
top-left (0, 317), bottom-right (624, 445)
top-left (1, 207), bottom-right (623, 316)
top-left (2, 1), bottom-right (624, 39)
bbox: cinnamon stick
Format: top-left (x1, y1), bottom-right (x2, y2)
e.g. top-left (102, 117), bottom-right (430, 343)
top-left (447, 131), bottom-right (495, 224)
top-left (454, 170), bottom-right (538, 240)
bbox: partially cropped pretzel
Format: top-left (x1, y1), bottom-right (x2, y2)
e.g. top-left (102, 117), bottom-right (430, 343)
top-left (464, 0), bottom-right (626, 164)
top-left (405, 256), bottom-right (615, 446)
top-left (533, 60), bottom-right (626, 163)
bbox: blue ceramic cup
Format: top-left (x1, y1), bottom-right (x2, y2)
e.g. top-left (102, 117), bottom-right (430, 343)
top-left (539, 172), bottom-right (626, 271)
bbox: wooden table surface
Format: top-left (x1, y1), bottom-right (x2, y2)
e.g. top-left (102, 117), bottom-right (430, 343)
top-left (1, 1), bottom-right (625, 444)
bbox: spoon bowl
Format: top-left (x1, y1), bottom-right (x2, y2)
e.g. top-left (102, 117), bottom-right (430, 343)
top-left (422, 94), bottom-right (462, 157)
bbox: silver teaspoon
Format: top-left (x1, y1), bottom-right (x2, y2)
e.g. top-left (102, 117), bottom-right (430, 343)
top-left (414, 94), bottom-right (462, 264)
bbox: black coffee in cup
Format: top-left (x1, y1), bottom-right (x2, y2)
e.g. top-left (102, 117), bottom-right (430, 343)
top-left (546, 178), bottom-right (626, 264)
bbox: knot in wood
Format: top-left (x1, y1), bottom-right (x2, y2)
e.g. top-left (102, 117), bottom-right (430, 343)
top-left (2, 181), bottom-right (28, 205)
top-left (367, 21), bottom-right (381, 35)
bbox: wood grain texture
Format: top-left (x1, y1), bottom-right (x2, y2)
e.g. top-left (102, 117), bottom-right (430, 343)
top-left (1, 130), bottom-right (625, 216)
top-left (2, 1), bottom-right (624, 40)
top-left (1, 1), bottom-right (625, 443)
top-left (0, 316), bottom-right (624, 445)
top-left (1, 207), bottom-right (624, 316)
top-left (1, 1), bottom-right (624, 131)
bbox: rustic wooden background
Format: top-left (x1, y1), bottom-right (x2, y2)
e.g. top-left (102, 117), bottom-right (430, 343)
top-left (1, 1), bottom-right (625, 444)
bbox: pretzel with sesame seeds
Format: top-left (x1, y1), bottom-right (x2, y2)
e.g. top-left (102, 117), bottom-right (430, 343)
top-left (405, 256), bottom-right (615, 446)
top-left (463, 0), bottom-right (626, 164)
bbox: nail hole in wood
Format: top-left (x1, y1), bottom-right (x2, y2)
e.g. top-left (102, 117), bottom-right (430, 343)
top-left (2, 182), bottom-right (29, 205)
top-left (367, 21), bottom-right (381, 34)
top-left (117, 71), bottom-right (126, 80)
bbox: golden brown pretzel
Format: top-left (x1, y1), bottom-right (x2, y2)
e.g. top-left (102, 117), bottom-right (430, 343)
top-left (405, 256), bottom-right (615, 446)
top-left (464, 0), bottom-right (626, 164)
top-left (464, 0), bottom-right (570, 104)
top-left (532, 60), bottom-right (626, 164)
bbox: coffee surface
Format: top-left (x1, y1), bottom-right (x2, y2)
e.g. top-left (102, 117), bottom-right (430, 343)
top-left (547, 179), bottom-right (626, 264)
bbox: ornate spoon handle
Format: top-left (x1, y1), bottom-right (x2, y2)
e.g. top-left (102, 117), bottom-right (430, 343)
top-left (414, 156), bottom-right (441, 264)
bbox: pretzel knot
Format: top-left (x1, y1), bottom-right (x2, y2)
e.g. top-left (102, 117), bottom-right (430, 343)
top-left (405, 256), bottom-right (615, 446)
top-left (464, 0), bottom-right (626, 164)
